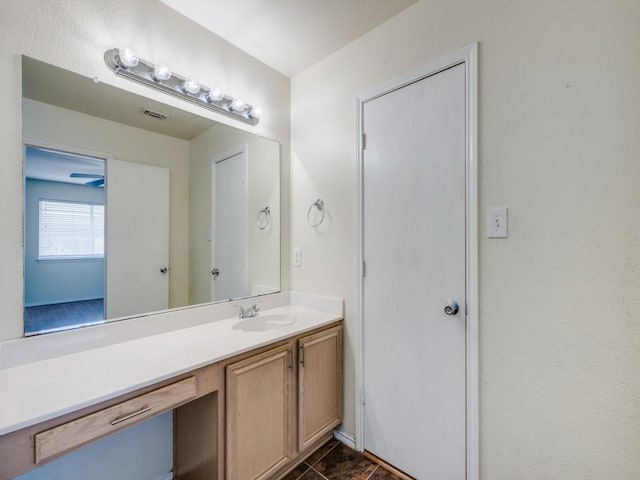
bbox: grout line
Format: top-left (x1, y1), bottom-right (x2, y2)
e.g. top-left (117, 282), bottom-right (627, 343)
top-left (307, 441), bottom-right (340, 467)
top-left (293, 463), bottom-right (312, 480)
top-left (365, 465), bottom-right (380, 480)
top-left (309, 466), bottom-right (331, 480)
top-left (294, 440), bottom-right (339, 479)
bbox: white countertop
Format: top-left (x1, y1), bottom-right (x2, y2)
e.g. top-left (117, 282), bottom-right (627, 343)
top-left (0, 292), bottom-right (343, 436)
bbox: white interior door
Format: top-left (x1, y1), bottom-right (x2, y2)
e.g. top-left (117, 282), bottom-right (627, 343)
top-left (211, 150), bottom-right (247, 301)
top-left (106, 159), bottom-right (169, 319)
top-left (363, 64), bottom-right (467, 479)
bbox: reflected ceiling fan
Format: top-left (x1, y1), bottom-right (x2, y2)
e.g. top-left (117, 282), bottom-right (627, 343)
top-left (70, 173), bottom-right (104, 186)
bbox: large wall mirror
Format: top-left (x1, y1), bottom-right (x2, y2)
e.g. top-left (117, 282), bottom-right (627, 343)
top-left (22, 56), bottom-right (280, 336)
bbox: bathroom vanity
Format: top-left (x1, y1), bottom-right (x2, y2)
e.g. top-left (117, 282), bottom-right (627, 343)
top-left (0, 293), bottom-right (343, 480)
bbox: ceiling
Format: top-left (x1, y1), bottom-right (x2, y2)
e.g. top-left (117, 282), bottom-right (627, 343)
top-left (159, 0), bottom-right (418, 77)
top-left (25, 146), bottom-right (105, 186)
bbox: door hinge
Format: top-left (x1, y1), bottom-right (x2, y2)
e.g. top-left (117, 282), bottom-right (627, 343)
top-left (361, 260), bottom-right (366, 277)
top-left (362, 133), bottom-right (366, 150)
top-left (360, 386), bottom-right (365, 406)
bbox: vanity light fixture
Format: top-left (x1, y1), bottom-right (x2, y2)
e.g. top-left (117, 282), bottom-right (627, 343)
top-left (104, 47), bottom-right (260, 125)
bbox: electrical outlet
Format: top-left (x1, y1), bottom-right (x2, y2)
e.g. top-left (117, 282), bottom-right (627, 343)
top-left (293, 247), bottom-right (302, 267)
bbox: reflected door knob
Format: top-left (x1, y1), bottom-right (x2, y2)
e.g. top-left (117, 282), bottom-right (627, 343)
top-left (444, 300), bottom-right (459, 316)
top-left (211, 268), bottom-right (220, 277)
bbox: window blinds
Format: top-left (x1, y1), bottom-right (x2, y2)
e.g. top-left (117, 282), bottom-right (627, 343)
top-left (38, 200), bottom-right (104, 259)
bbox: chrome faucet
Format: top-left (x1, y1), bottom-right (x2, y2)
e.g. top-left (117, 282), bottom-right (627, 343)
top-left (239, 304), bottom-right (259, 319)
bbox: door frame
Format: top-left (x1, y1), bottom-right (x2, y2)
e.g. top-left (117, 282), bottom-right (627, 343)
top-left (210, 145), bottom-right (249, 301)
top-left (354, 43), bottom-right (478, 479)
top-left (23, 137), bottom-right (112, 323)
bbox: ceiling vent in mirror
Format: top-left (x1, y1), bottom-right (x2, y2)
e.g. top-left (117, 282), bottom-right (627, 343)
top-left (104, 47), bottom-right (261, 126)
top-left (141, 108), bottom-right (169, 121)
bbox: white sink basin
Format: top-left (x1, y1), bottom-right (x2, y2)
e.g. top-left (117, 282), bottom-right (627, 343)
top-left (233, 314), bottom-right (297, 332)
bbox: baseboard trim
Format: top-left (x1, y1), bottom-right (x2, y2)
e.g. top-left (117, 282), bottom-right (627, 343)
top-left (333, 429), bottom-right (356, 450)
top-left (363, 451), bottom-right (415, 480)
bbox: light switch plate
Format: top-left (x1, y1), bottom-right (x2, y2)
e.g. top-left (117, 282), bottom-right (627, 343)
top-left (487, 207), bottom-right (508, 238)
top-left (293, 247), bottom-right (302, 267)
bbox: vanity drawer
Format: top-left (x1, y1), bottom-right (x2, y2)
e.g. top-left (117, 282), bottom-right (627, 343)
top-left (34, 376), bottom-right (197, 463)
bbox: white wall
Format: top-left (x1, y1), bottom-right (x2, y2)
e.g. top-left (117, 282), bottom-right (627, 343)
top-left (189, 124), bottom-right (281, 304)
top-left (290, 0), bottom-right (640, 479)
top-left (25, 179), bottom-right (106, 307)
top-left (0, 0), bottom-right (290, 341)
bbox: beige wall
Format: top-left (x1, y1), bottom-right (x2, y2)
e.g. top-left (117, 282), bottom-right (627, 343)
top-left (189, 124), bottom-right (281, 304)
top-left (23, 98), bottom-right (190, 309)
top-left (291, 0), bottom-right (640, 478)
top-left (0, 0), bottom-right (290, 340)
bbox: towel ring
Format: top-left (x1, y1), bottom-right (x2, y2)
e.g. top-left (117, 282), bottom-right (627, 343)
top-left (307, 199), bottom-right (325, 227)
top-left (257, 206), bottom-right (270, 230)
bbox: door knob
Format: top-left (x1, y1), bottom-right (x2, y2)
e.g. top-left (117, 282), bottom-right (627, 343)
top-left (211, 268), bottom-right (220, 277)
top-left (444, 300), bottom-right (459, 316)
top-left (160, 266), bottom-right (169, 274)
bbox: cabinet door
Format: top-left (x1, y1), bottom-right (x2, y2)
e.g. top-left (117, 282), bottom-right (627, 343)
top-left (298, 325), bottom-right (343, 451)
top-left (226, 343), bottom-right (295, 480)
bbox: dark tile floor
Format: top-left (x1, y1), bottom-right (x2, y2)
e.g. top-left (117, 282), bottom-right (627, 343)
top-left (283, 440), bottom-right (404, 480)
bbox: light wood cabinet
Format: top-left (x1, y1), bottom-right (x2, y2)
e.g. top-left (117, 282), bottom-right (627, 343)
top-left (0, 322), bottom-right (341, 480)
top-left (225, 323), bottom-right (343, 480)
top-left (298, 325), bottom-right (343, 451)
top-left (226, 342), bottom-right (297, 480)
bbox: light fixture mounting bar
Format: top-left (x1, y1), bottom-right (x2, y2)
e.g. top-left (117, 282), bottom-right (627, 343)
top-left (104, 48), bottom-right (259, 125)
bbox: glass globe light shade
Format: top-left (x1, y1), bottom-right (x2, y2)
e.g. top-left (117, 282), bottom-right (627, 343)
top-left (117, 47), bottom-right (139, 68)
top-left (230, 98), bottom-right (246, 112)
top-left (152, 63), bottom-right (172, 81)
top-left (181, 79), bottom-right (200, 95)
top-left (207, 87), bottom-right (224, 102)
top-left (249, 106), bottom-right (262, 119)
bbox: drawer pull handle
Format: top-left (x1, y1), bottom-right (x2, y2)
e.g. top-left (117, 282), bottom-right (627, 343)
top-left (110, 406), bottom-right (152, 425)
